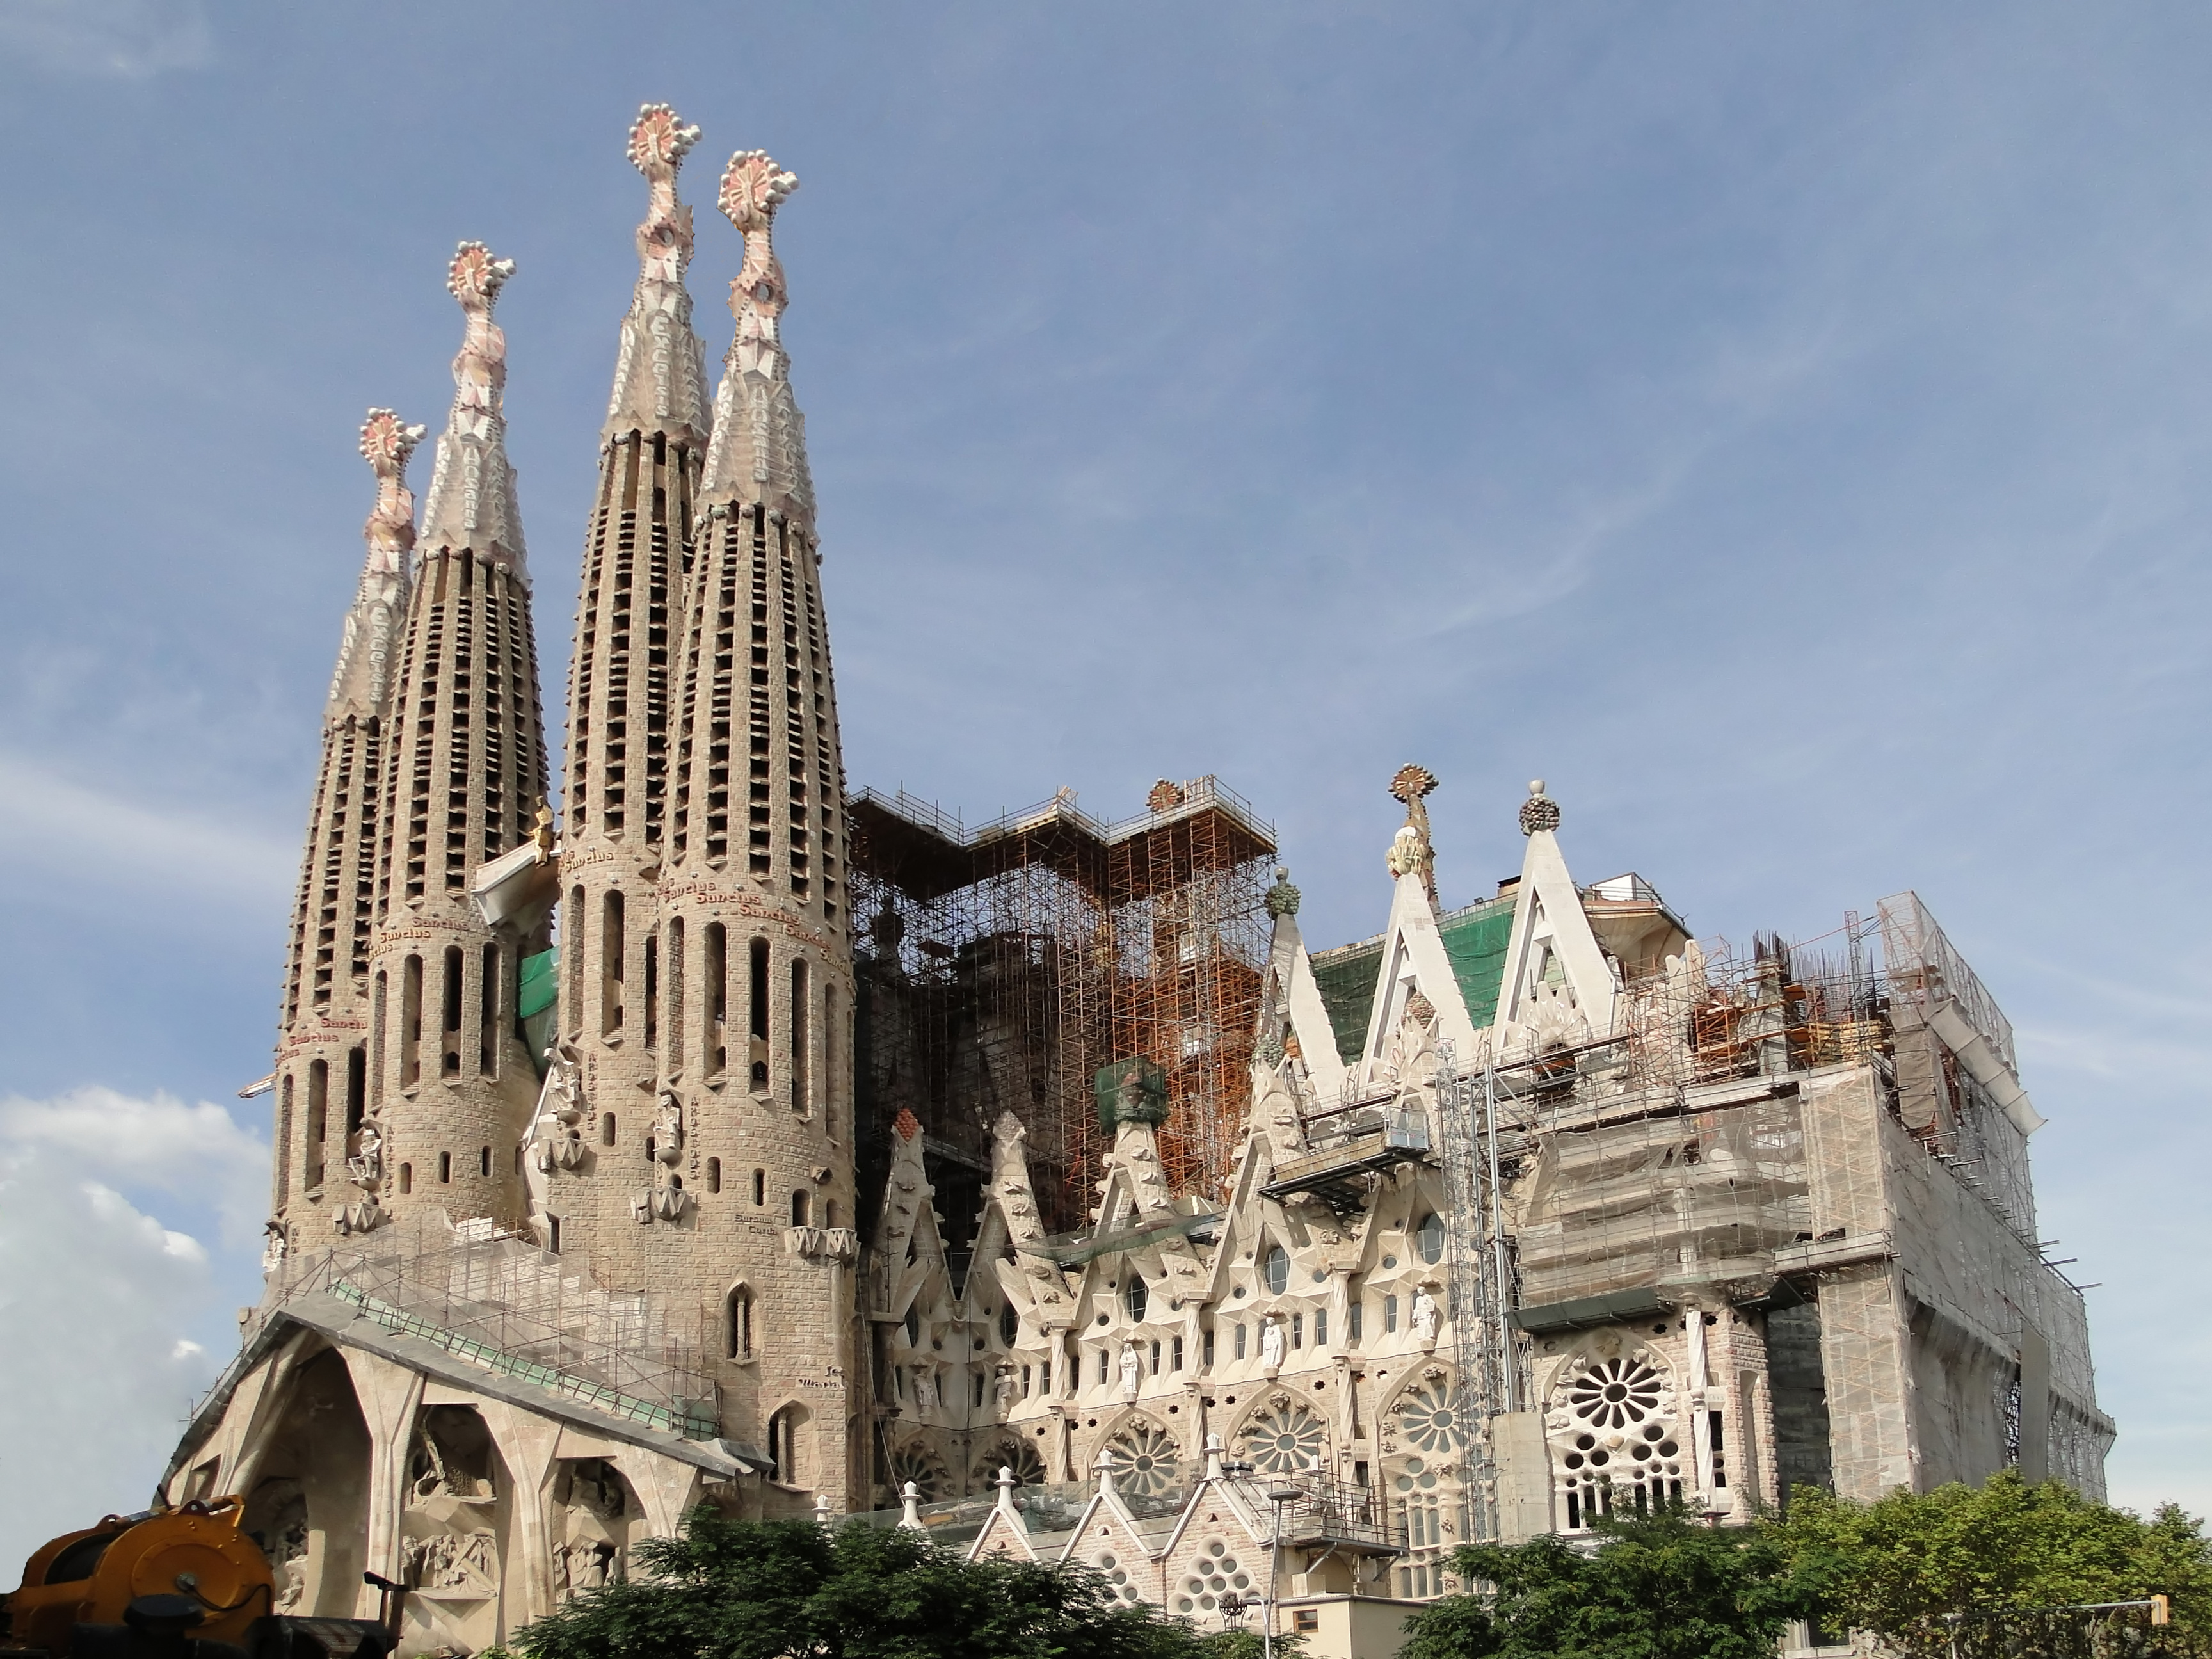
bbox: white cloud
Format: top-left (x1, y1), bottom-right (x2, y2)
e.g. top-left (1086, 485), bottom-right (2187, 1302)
top-left (0, 1135), bottom-right (236, 1576)
top-left (0, 752), bottom-right (294, 912)
top-left (0, 1086), bottom-right (268, 1248)
top-left (0, 0), bottom-right (209, 78)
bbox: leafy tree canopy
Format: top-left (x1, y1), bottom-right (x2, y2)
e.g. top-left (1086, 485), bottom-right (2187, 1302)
top-left (500, 1509), bottom-right (1283, 1659)
top-left (1766, 1473), bottom-right (2212, 1656)
top-left (1399, 1508), bottom-right (1828, 1659)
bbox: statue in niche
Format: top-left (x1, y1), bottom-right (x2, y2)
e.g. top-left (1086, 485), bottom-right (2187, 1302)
top-left (911, 1368), bottom-right (938, 1411)
top-left (1411, 1286), bottom-right (1441, 1347)
top-left (1260, 1316), bottom-right (1286, 1372)
top-left (652, 1091), bottom-right (683, 1164)
top-left (994, 1366), bottom-right (1019, 1410)
top-left (1118, 1343), bottom-right (1142, 1400)
top-left (252, 1486), bottom-right (309, 1612)
top-left (260, 1222), bottom-right (288, 1277)
top-left (347, 1119), bottom-right (383, 1187)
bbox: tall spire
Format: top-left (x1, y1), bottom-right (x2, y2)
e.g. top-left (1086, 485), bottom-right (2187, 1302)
top-left (325, 408), bottom-right (425, 720)
top-left (420, 241), bottom-right (527, 579)
top-left (364, 243), bottom-right (550, 1235)
top-left (270, 409), bottom-right (426, 1244)
top-left (603, 102), bottom-right (710, 446)
top-left (700, 150), bottom-right (814, 526)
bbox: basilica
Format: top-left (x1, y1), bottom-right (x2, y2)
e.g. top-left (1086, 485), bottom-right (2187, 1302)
top-left (159, 104), bottom-right (2110, 1659)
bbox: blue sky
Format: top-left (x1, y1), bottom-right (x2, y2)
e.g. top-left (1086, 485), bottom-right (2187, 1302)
top-left (1, 0), bottom-right (2206, 1561)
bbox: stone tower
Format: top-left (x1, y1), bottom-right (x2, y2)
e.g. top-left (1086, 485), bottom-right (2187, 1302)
top-left (270, 409), bottom-right (424, 1240)
top-left (552, 104), bottom-right (710, 1253)
top-left (659, 147), bottom-right (860, 1503)
top-left (365, 241), bottom-right (551, 1231)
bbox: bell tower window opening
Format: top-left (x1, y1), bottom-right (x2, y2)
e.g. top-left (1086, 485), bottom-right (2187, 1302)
top-left (440, 945), bottom-right (464, 1077)
top-left (305, 1061), bottom-right (328, 1190)
top-left (749, 936), bottom-right (770, 1088)
top-left (790, 956), bottom-right (810, 1113)
top-left (601, 889), bottom-right (625, 1036)
top-left (703, 922), bottom-right (727, 1075)
top-left (401, 954), bottom-right (423, 1087)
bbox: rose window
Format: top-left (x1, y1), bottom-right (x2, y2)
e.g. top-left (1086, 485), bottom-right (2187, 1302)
top-left (1107, 1420), bottom-right (1182, 1499)
top-left (1237, 1399), bottom-right (1326, 1474)
top-left (1174, 1537), bottom-right (1253, 1616)
top-left (1567, 1356), bottom-right (1663, 1429)
top-left (888, 1442), bottom-right (949, 1500)
top-left (1394, 1378), bottom-right (1460, 1453)
top-left (975, 1438), bottom-right (1046, 1489)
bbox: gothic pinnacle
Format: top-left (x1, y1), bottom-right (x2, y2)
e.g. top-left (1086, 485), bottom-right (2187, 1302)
top-left (603, 102), bottom-right (710, 444)
top-left (700, 148), bottom-right (814, 524)
top-left (420, 240), bottom-right (529, 579)
top-left (324, 408), bottom-right (424, 721)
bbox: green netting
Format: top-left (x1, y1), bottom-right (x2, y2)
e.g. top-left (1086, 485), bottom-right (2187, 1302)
top-left (1095, 1056), bottom-right (1167, 1130)
top-left (517, 947), bottom-right (559, 1019)
top-left (1441, 901), bottom-right (1514, 1029)
top-left (1311, 942), bottom-right (1384, 1066)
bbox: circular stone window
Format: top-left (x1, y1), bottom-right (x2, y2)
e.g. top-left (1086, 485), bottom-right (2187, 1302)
top-left (1568, 1355), bottom-right (1665, 1430)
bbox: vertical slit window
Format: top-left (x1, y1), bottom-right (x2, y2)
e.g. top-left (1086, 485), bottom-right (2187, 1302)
top-left (438, 1151), bottom-right (451, 1183)
top-left (441, 945), bottom-right (464, 1077)
top-left (749, 936), bottom-right (770, 1088)
top-left (665, 918), bottom-right (684, 1070)
top-left (643, 931), bottom-right (659, 1048)
top-left (704, 922), bottom-right (728, 1075)
top-left (790, 957), bottom-right (810, 1113)
top-left (344, 1046), bottom-right (366, 1140)
top-left (566, 885), bottom-right (586, 1033)
top-left (602, 889), bottom-right (626, 1036)
top-left (401, 955), bottom-right (423, 1088)
top-left (479, 943), bottom-right (501, 1077)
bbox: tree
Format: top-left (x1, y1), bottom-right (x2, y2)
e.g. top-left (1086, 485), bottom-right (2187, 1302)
top-left (503, 1510), bottom-right (1209, 1659)
top-left (1398, 1508), bottom-right (1829, 1659)
top-left (1767, 1473), bottom-right (2212, 1656)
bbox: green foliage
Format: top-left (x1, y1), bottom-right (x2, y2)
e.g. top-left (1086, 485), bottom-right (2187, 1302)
top-left (1766, 1473), bottom-right (2212, 1656)
top-left (1399, 1507), bottom-right (1828, 1659)
top-left (1189, 1628), bottom-right (1305, 1659)
top-left (501, 1509), bottom-right (1207, 1659)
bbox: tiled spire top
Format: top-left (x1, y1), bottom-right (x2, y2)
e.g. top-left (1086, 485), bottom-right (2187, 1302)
top-left (420, 241), bottom-right (529, 579)
top-left (326, 408), bottom-right (425, 719)
top-left (603, 102), bottom-right (710, 443)
top-left (701, 149), bottom-right (815, 522)
top-left (358, 407), bottom-right (425, 577)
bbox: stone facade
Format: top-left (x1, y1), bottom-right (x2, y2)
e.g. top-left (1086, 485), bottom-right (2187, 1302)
top-left (172, 108), bottom-right (2110, 1659)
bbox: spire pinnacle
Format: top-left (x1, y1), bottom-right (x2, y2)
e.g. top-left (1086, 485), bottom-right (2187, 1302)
top-left (1386, 763), bottom-right (1439, 906)
top-left (325, 408), bottom-right (424, 719)
top-left (700, 148), bottom-right (814, 522)
top-left (603, 103), bottom-right (710, 443)
top-left (419, 240), bottom-right (528, 579)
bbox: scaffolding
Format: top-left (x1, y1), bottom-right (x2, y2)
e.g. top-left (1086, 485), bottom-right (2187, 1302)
top-left (849, 778), bottom-right (1273, 1236)
top-left (261, 1219), bottom-right (719, 1439)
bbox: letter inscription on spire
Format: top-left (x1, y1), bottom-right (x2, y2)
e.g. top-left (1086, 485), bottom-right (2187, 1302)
top-left (701, 149), bottom-right (814, 525)
top-left (326, 408), bottom-right (425, 721)
top-left (604, 102), bottom-right (710, 444)
top-left (420, 240), bottom-right (529, 579)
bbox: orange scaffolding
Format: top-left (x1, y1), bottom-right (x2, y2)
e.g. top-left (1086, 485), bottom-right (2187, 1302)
top-left (849, 778), bottom-right (1273, 1236)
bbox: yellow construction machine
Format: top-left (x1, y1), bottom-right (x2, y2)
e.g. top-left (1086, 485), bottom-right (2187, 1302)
top-left (0, 1499), bottom-right (396, 1659)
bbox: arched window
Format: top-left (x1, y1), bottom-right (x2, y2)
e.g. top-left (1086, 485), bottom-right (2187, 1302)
top-left (726, 1286), bottom-right (755, 1359)
top-left (601, 1112), bottom-right (617, 1148)
top-left (1263, 1246), bottom-right (1290, 1295)
top-left (479, 1145), bottom-right (491, 1178)
top-left (438, 1151), bottom-right (452, 1184)
top-left (398, 1162), bottom-right (412, 1195)
top-left (707, 1158), bottom-right (722, 1194)
top-left (753, 1168), bottom-right (766, 1206)
top-left (767, 1403), bottom-right (809, 1486)
top-left (790, 1189), bottom-right (811, 1228)
top-left (1124, 1276), bottom-right (1149, 1322)
top-left (1415, 1212), bottom-right (1445, 1265)
top-left (1000, 1304), bottom-right (1019, 1348)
